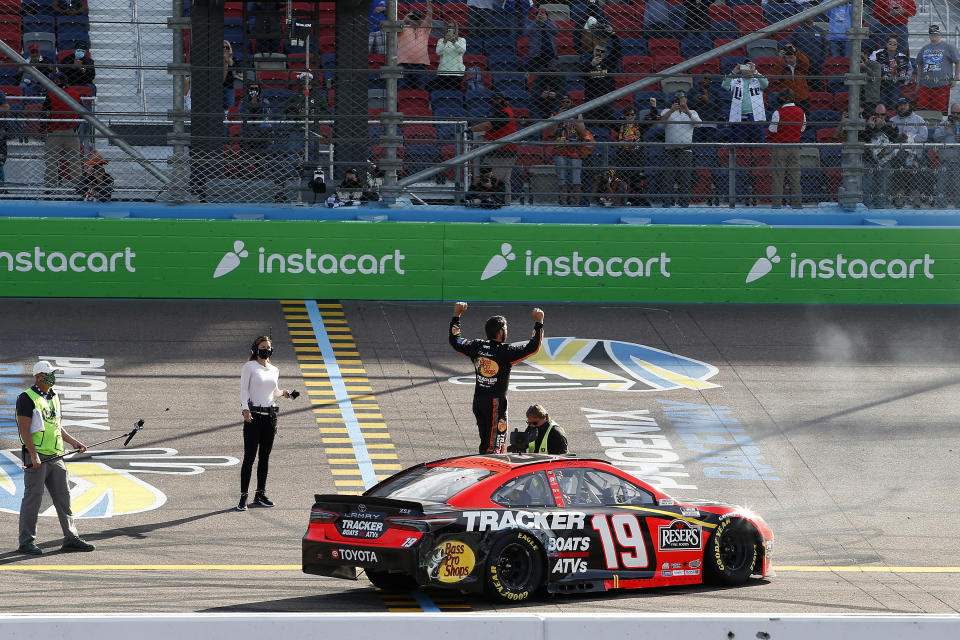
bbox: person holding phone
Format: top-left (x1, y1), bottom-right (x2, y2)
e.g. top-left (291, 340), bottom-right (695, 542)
top-left (660, 90), bottom-right (701, 207)
top-left (722, 60), bottom-right (769, 146)
top-left (434, 20), bottom-right (467, 92)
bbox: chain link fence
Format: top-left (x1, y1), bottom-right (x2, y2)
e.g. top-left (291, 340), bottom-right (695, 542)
top-left (0, 0), bottom-right (958, 207)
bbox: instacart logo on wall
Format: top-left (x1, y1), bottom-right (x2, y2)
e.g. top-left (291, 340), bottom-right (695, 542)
top-left (480, 243), bottom-right (672, 281)
top-left (212, 240), bottom-right (407, 279)
top-left (745, 245), bottom-right (935, 283)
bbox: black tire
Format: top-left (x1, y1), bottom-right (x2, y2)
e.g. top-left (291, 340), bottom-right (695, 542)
top-left (703, 518), bottom-right (759, 586)
top-left (484, 530), bottom-right (544, 603)
top-left (366, 569), bottom-right (418, 591)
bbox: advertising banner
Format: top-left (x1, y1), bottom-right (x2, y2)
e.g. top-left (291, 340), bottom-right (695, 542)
top-left (1, 219), bottom-right (958, 303)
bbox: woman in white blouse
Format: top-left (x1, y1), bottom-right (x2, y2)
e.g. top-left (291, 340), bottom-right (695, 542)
top-left (237, 335), bottom-right (291, 511)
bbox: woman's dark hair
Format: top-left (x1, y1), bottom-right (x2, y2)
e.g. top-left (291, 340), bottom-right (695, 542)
top-left (248, 335), bottom-right (271, 361)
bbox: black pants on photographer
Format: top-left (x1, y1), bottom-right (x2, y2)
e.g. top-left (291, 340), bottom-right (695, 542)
top-left (482, 149), bottom-right (516, 205)
top-left (663, 147), bottom-right (694, 207)
top-left (240, 412), bottom-right (277, 494)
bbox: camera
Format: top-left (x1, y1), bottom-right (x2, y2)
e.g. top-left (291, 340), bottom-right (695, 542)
top-left (309, 167), bottom-right (326, 194)
top-left (508, 428), bottom-right (536, 453)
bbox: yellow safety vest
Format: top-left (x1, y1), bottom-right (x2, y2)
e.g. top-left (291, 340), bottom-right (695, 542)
top-left (21, 388), bottom-right (64, 456)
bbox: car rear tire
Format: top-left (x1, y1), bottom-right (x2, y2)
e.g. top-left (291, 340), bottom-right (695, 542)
top-left (703, 518), bottom-right (758, 586)
top-left (484, 530), bottom-right (544, 602)
top-left (366, 569), bottom-right (418, 591)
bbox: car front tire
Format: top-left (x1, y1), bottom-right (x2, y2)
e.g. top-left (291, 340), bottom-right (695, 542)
top-left (703, 518), bottom-right (759, 586)
top-left (484, 530), bottom-right (544, 603)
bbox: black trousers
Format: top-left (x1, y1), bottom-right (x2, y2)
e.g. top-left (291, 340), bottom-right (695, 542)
top-left (472, 394), bottom-right (508, 454)
top-left (240, 412), bottom-right (277, 494)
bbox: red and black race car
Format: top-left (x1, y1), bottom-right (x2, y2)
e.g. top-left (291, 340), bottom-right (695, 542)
top-left (302, 454), bottom-right (773, 602)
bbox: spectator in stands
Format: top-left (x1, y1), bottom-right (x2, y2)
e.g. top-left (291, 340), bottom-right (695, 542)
top-left (692, 75), bottom-right (722, 130)
top-left (614, 104), bottom-right (644, 194)
top-left (792, 16), bottom-right (829, 82)
top-left (251, 2), bottom-right (282, 54)
top-left (826, 2), bottom-right (852, 58)
top-left (239, 82), bottom-right (271, 176)
top-left (53, 0), bottom-right (88, 16)
top-left (660, 90), bottom-right (701, 207)
top-left (684, 0), bottom-right (711, 34)
top-left (434, 21), bottom-right (467, 92)
top-left (467, 0), bottom-right (498, 44)
top-left (0, 88), bottom-right (8, 194)
top-left (466, 166), bottom-right (505, 208)
top-left (469, 92), bottom-right (518, 204)
top-left (859, 102), bottom-right (902, 208)
top-left (723, 60), bottom-right (768, 146)
top-left (872, 0), bottom-right (915, 55)
top-left (59, 41), bottom-right (96, 87)
top-left (643, 0), bottom-right (672, 35)
top-left (579, 0), bottom-right (604, 54)
top-left (523, 6), bottom-right (558, 72)
top-left (41, 72), bottom-right (84, 194)
top-left (775, 43), bottom-right (811, 113)
top-left (933, 103), bottom-right (960, 207)
top-left (76, 153), bottom-right (114, 202)
top-left (398, 2), bottom-right (433, 91)
top-left (766, 87), bottom-right (806, 209)
top-left (581, 22), bottom-right (621, 126)
top-left (532, 60), bottom-right (563, 120)
top-left (914, 25), bottom-right (960, 113)
top-left (590, 169), bottom-right (629, 206)
top-left (861, 50), bottom-right (883, 106)
top-left (369, 0), bottom-right (387, 55)
top-left (18, 44), bottom-right (54, 92)
top-left (870, 36), bottom-right (912, 113)
top-left (889, 97), bottom-right (928, 207)
top-left (223, 41), bottom-right (241, 111)
top-left (545, 93), bottom-right (589, 205)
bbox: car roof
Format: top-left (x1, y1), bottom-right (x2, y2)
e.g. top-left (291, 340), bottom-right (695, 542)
top-left (423, 453), bottom-right (609, 473)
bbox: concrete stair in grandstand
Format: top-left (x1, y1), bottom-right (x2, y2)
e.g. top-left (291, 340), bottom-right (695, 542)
top-left (88, 0), bottom-right (173, 122)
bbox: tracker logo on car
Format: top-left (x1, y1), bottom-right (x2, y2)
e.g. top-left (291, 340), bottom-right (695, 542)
top-left (658, 519), bottom-right (702, 551)
top-left (463, 510), bottom-right (587, 531)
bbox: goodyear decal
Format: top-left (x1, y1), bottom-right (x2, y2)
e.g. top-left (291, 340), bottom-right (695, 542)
top-left (449, 337), bottom-right (719, 392)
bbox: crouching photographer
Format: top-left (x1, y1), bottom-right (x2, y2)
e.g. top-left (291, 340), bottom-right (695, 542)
top-left (507, 404), bottom-right (568, 454)
top-left (590, 169), bottom-right (629, 207)
top-left (465, 167), bottom-right (505, 208)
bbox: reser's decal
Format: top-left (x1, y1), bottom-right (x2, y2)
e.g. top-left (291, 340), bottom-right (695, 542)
top-left (658, 519), bottom-right (703, 552)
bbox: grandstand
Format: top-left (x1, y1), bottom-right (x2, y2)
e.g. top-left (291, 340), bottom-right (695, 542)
top-left (0, 0), bottom-right (958, 207)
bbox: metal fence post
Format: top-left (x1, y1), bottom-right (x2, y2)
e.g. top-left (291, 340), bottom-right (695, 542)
top-left (840, 0), bottom-right (866, 210)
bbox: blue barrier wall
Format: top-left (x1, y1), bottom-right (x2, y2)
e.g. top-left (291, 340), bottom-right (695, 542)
top-left (3, 200), bottom-right (960, 227)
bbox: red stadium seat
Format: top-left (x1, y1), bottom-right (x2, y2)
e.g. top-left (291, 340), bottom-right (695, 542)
top-left (714, 39), bottom-right (746, 57)
top-left (732, 5), bottom-right (764, 25)
top-left (603, 5), bottom-right (643, 36)
top-left (622, 55), bottom-right (653, 75)
top-left (708, 5), bottom-right (732, 23)
top-left (256, 70), bottom-right (290, 88)
top-left (653, 55), bottom-right (684, 72)
top-left (808, 92), bottom-right (833, 111)
top-left (402, 123), bottom-right (437, 140)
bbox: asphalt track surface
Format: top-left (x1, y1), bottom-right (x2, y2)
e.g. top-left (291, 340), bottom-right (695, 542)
top-left (1, 299), bottom-right (959, 614)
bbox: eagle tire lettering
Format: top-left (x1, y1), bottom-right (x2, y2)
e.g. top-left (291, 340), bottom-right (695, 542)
top-left (484, 530), bottom-right (544, 603)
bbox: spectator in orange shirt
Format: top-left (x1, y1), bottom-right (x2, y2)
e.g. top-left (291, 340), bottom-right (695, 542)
top-left (398, 1), bottom-right (433, 90)
top-left (872, 0), bottom-right (916, 55)
top-left (775, 43), bottom-right (810, 113)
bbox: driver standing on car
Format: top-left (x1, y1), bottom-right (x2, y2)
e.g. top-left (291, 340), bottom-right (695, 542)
top-left (521, 404), bottom-right (568, 454)
top-left (449, 302), bottom-right (544, 454)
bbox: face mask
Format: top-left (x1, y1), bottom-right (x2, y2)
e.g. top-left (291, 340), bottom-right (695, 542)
top-left (258, 348), bottom-right (273, 359)
top-left (41, 373), bottom-right (56, 386)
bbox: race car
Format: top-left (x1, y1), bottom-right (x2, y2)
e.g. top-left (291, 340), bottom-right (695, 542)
top-left (302, 454), bottom-right (773, 602)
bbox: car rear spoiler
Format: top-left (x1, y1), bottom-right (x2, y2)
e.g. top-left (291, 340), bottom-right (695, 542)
top-left (313, 494), bottom-right (425, 513)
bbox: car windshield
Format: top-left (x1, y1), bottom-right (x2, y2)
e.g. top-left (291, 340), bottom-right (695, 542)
top-left (368, 466), bottom-right (494, 503)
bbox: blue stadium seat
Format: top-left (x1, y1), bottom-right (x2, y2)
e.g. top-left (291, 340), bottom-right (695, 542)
top-left (808, 109), bottom-right (841, 129)
top-left (465, 87), bottom-right (492, 104)
top-left (499, 87), bottom-right (531, 110)
top-left (261, 88), bottom-right (292, 108)
top-left (23, 16), bottom-right (56, 35)
top-left (764, 2), bottom-right (797, 23)
top-left (708, 21), bottom-right (738, 41)
top-left (57, 27), bottom-right (90, 50)
top-left (619, 38), bottom-right (648, 57)
top-left (404, 144), bottom-right (443, 172)
top-left (430, 89), bottom-right (463, 106)
top-left (667, 6), bottom-right (687, 31)
top-left (721, 56), bottom-right (744, 75)
top-left (487, 54), bottom-right (521, 72)
top-left (492, 75), bottom-right (527, 93)
top-left (680, 34), bottom-right (713, 58)
top-left (483, 35), bottom-right (516, 57)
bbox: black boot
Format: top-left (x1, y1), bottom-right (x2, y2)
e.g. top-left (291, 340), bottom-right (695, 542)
top-left (253, 491), bottom-right (274, 507)
top-left (235, 493), bottom-right (248, 511)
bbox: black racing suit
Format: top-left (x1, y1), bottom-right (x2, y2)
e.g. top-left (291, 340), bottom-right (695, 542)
top-left (449, 316), bottom-right (544, 454)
